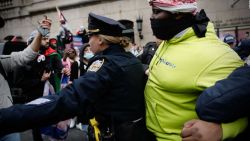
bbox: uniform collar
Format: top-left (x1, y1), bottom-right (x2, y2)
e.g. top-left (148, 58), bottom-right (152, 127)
top-left (99, 44), bottom-right (125, 55)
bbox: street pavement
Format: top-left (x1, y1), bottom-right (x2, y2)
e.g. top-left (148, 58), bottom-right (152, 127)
top-left (21, 128), bottom-right (87, 141)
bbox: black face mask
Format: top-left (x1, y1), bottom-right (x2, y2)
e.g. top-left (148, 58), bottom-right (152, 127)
top-left (150, 15), bottom-right (194, 40)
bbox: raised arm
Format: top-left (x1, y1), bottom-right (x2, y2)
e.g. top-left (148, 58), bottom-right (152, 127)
top-left (0, 16), bottom-right (52, 72)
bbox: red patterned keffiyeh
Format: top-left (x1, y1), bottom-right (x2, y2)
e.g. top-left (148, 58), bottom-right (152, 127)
top-left (149, 0), bottom-right (198, 14)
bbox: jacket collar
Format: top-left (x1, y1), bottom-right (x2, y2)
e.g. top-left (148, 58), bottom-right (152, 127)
top-left (166, 22), bottom-right (216, 44)
top-left (97, 44), bottom-right (125, 56)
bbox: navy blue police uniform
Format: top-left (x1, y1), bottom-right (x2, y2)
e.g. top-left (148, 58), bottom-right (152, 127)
top-left (196, 65), bottom-right (250, 141)
top-left (0, 13), bottom-right (154, 141)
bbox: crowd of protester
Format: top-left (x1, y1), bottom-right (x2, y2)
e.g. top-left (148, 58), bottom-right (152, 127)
top-left (0, 16), bottom-right (92, 141)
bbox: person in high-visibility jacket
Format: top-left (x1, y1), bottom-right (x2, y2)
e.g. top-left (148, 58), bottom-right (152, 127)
top-left (145, 0), bottom-right (247, 141)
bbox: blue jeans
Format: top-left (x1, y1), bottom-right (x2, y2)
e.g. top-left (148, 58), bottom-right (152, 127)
top-left (0, 133), bottom-right (20, 141)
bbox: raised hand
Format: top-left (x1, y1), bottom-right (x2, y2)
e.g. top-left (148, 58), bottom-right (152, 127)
top-left (37, 15), bottom-right (52, 36)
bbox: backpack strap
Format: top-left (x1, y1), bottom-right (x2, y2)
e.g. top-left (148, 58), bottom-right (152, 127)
top-left (0, 60), bottom-right (7, 80)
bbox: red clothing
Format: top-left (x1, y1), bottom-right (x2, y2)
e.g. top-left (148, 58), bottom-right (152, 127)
top-left (44, 47), bottom-right (56, 56)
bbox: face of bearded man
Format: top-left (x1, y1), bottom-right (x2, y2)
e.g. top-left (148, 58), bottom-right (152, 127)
top-left (40, 37), bottom-right (49, 50)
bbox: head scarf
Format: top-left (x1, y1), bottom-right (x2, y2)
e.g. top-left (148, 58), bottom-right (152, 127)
top-left (149, 0), bottom-right (198, 15)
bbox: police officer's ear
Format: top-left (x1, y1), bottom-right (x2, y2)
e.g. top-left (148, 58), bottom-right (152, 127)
top-left (98, 36), bottom-right (103, 45)
top-left (98, 35), bottom-right (106, 46)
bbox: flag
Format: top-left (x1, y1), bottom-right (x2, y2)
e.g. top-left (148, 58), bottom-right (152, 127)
top-left (72, 35), bottom-right (83, 48)
top-left (56, 6), bottom-right (67, 23)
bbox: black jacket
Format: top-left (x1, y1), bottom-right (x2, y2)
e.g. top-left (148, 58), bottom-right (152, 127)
top-left (234, 39), bottom-right (250, 60)
top-left (138, 42), bottom-right (158, 71)
top-left (196, 65), bottom-right (250, 123)
top-left (13, 51), bottom-right (62, 102)
top-left (0, 45), bottom-right (148, 140)
top-left (196, 65), bottom-right (250, 140)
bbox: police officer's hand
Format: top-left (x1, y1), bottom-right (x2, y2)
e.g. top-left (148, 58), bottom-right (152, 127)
top-left (181, 119), bottom-right (222, 141)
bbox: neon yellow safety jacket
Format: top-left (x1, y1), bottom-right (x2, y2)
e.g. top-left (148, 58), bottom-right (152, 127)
top-left (145, 22), bottom-right (247, 141)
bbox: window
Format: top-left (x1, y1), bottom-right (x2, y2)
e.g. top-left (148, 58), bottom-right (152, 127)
top-left (0, 0), bottom-right (13, 8)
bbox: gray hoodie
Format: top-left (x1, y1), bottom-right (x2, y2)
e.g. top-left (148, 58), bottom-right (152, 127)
top-left (0, 47), bottom-right (38, 109)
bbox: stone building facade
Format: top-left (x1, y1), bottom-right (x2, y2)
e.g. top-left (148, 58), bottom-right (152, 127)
top-left (199, 0), bottom-right (250, 42)
top-left (0, 0), bottom-right (250, 45)
top-left (0, 0), bottom-right (153, 46)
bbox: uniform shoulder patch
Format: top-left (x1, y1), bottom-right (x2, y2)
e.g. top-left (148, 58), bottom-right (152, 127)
top-left (87, 59), bottom-right (105, 72)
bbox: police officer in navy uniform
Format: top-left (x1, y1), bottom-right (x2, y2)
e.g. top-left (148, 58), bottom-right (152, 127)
top-left (0, 13), bottom-right (154, 141)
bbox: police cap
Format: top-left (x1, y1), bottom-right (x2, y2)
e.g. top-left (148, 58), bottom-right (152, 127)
top-left (88, 13), bottom-right (125, 37)
top-left (223, 34), bottom-right (235, 44)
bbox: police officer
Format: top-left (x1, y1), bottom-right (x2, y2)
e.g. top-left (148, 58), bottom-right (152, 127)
top-left (0, 13), bottom-right (152, 141)
top-left (223, 34), bottom-right (236, 48)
